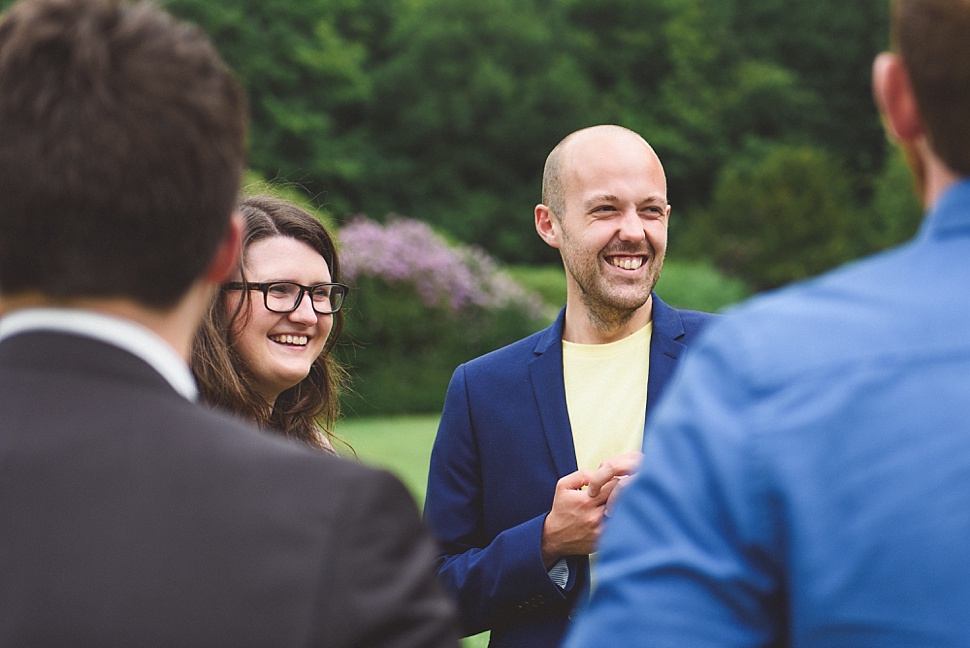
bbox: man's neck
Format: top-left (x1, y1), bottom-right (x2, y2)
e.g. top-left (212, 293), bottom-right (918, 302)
top-left (924, 168), bottom-right (962, 211)
top-left (562, 295), bottom-right (654, 344)
top-left (908, 139), bottom-right (962, 211)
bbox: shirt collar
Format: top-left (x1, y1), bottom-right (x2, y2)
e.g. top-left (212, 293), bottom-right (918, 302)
top-left (921, 178), bottom-right (970, 241)
top-left (0, 307), bottom-right (198, 401)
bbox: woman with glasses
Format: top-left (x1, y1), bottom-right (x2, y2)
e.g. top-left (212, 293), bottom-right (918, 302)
top-left (192, 195), bottom-right (350, 452)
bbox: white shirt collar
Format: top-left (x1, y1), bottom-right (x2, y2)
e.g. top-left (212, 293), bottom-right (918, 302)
top-left (0, 307), bottom-right (199, 401)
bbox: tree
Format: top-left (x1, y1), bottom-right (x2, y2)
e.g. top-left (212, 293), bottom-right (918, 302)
top-left (727, 0), bottom-right (890, 196)
top-left (564, 0), bottom-right (737, 216)
top-left (360, 0), bottom-right (596, 262)
top-left (167, 0), bottom-right (395, 216)
top-left (693, 145), bottom-right (858, 291)
top-left (860, 143), bottom-right (924, 254)
top-left (136, 0), bottom-right (896, 273)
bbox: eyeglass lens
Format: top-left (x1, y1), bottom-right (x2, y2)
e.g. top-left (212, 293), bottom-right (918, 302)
top-left (265, 282), bottom-right (345, 314)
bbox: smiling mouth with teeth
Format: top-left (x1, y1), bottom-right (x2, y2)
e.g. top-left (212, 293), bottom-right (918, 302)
top-left (610, 256), bottom-right (645, 270)
top-left (270, 334), bottom-right (309, 346)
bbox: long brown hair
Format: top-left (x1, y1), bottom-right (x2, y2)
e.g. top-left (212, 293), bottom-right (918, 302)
top-left (192, 195), bottom-right (349, 452)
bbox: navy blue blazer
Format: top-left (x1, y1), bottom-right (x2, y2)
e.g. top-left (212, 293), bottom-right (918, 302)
top-left (424, 294), bottom-right (715, 648)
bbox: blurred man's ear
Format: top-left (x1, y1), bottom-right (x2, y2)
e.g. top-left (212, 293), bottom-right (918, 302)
top-left (205, 211), bottom-right (243, 284)
top-left (873, 52), bottom-right (924, 143)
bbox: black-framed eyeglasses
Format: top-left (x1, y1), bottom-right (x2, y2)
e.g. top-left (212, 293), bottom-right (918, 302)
top-left (224, 281), bottom-right (349, 315)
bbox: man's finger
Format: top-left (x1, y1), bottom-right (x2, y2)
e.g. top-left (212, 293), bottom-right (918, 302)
top-left (558, 469), bottom-right (591, 492)
top-left (588, 452), bottom-right (643, 497)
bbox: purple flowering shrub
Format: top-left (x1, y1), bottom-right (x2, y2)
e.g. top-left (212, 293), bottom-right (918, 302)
top-left (335, 215), bottom-right (552, 415)
top-left (339, 215), bottom-right (548, 317)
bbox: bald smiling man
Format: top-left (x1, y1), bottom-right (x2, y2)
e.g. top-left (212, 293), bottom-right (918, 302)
top-left (423, 125), bottom-right (718, 648)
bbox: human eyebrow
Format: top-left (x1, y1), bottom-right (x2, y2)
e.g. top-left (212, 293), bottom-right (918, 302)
top-left (639, 196), bottom-right (669, 211)
top-left (583, 194), bottom-right (621, 212)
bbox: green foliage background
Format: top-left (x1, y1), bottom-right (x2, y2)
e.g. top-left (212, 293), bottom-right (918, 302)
top-left (338, 273), bottom-right (550, 416)
top-left (151, 0), bottom-right (921, 289)
top-left (0, 0), bottom-right (924, 289)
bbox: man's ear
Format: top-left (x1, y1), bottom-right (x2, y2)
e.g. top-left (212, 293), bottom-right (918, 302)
top-left (205, 211), bottom-right (243, 284)
top-left (873, 52), bottom-right (924, 143)
top-left (535, 204), bottom-right (561, 250)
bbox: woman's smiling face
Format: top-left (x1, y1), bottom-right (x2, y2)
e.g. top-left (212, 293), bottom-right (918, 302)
top-left (227, 235), bottom-right (334, 406)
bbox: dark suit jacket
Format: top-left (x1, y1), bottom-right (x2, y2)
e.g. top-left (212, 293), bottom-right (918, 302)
top-left (423, 294), bottom-right (714, 648)
top-left (0, 331), bottom-right (459, 647)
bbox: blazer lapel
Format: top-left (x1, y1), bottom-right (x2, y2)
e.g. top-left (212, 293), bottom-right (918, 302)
top-left (645, 295), bottom-right (688, 434)
top-left (529, 310), bottom-right (578, 477)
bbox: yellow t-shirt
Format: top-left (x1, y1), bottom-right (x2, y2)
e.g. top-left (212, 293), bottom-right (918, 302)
top-left (563, 322), bottom-right (652, 474)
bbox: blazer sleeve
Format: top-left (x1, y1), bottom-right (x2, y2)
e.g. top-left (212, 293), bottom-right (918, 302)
top-left (323, 467), bottom-right (461, 648)
top-left (424, 365), bottom-right (574, 637)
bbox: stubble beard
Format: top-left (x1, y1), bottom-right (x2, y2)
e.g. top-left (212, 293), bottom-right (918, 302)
top-left (566, 248), bottom-right (663, 334)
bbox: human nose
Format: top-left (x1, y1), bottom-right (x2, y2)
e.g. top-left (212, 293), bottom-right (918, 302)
top-left (287, 289), bottom-right (319, 324)
top-left (616, 207), bottom-right (646, 242)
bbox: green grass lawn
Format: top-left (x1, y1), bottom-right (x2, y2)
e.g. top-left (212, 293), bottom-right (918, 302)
top-left (336, 414), bottom-right (439, 505)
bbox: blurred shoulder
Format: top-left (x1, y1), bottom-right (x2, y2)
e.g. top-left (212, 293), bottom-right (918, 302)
top-left (690, 243), bottom-right (928, 385)
top-left (177, 401), bottom-right (395, 494)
